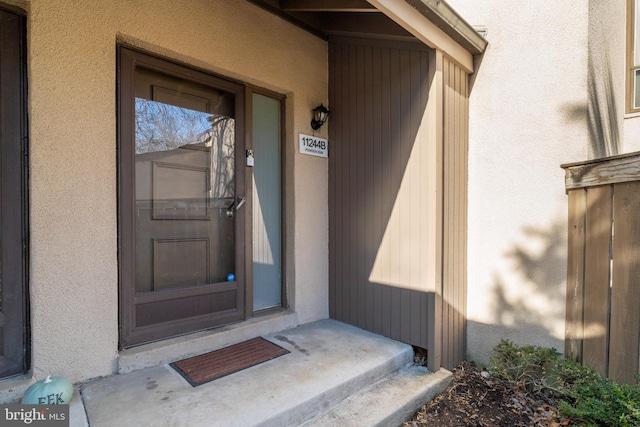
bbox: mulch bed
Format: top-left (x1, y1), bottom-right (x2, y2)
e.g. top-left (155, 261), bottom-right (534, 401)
top-left (404, 361), bottom-right (572, 427)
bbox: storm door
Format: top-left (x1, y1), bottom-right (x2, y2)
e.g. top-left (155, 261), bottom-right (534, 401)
top-left (118, 48), bottom-right (246, 347)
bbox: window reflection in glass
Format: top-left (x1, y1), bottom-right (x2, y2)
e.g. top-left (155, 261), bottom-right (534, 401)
top-left (134, 97), bottom-right (236, 292)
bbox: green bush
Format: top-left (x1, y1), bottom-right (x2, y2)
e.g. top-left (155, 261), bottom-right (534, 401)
top-left (488, 339), bottom-right (640, 426)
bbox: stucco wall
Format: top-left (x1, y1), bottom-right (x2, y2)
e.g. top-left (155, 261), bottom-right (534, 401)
top-left (587, 0), bottom-right (626, 157)
top-left (586, 0), bottom-right (640, 154)
top-left (625, 116), bottom-right (640, 152)
top-left (447, 0), bottom-right (590, 365)
top-left (24, 0), bottom-right (328, 382)
top-left (619, 0), bottom-right (640, 153)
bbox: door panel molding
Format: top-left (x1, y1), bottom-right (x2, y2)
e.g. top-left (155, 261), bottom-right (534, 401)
top-left (152, 238), bottom-right (211, 290)
top-left (151, 162), bottom-right (211, 220)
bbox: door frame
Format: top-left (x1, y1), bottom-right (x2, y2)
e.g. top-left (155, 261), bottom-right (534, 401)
top-left (244, 86), bottom-right (287, 316)
top-left (0, 4), bottom-right (28, 378)
top-left (117, 46), bottom-right (247, 347)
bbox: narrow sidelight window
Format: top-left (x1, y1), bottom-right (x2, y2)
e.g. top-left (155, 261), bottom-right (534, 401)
top-left (251, 92), bottom-right (283, 311)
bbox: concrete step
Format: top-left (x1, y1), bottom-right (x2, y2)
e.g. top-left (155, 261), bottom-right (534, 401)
top-left (80, 319), bottom-right (448, 427)
top-left (300, 365), bottom-right (452, 427)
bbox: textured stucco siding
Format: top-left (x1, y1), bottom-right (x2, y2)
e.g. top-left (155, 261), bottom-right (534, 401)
top-left (587, 0), bottom-right (626, 157)
top-left (617, 0), bottom-right (640, 153)
top-left (21, 0), bottom-right (328, 382)
top-left (447, 0), bottom-right (590, 365)
top-left (625, 116), bottom-right (640, 151)
top-left (562, 0), bottom-right (640, 155)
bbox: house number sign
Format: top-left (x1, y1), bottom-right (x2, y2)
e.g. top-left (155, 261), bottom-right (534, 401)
top-left (299, 134), bottom-right (328, 158)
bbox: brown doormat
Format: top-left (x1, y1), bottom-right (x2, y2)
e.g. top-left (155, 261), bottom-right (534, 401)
top-left (170, 337), bottom-right (289, 387)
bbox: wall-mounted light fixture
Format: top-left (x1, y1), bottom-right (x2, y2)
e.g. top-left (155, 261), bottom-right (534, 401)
top-left (311, 104), bottom-right (330, 130)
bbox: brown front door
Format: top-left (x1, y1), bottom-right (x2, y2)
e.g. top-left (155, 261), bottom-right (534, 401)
top-left (118, 48), bottom-right (246, 347)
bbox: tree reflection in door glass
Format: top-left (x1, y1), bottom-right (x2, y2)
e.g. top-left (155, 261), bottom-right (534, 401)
top-left (134, 98), bottom-right (236, 292)
top-left (135, 99), bottom-right (212, 154)
top-left (134, 98), bottom-right (235, 201)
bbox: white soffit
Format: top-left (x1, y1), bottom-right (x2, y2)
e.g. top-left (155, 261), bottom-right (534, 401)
top-left (367, 0), bottom-right (487, 73)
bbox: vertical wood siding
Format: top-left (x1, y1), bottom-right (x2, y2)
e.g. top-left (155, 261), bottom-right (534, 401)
top-left (441, 56), bottom-right (469, 369)
top-left (329, 37), bottom-right (469, 369)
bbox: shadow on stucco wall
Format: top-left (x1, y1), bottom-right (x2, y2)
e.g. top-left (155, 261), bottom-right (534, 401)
top-left (468, 219), bottom-right (567, 365)
top-left (563, 51), bottom-right (620, 159)
top-left (587, 53), bottom-right (620, 158)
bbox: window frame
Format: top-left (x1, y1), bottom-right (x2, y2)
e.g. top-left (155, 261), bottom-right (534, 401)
top-left (627, 0), bottom-right (640, 113)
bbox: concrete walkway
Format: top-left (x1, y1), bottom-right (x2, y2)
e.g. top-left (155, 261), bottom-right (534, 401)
top-left (76, 319), bottom-right (452, 427)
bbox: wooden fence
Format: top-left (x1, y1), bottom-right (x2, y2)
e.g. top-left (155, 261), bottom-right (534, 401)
top-left (562, 152), bottom-right (640, 384)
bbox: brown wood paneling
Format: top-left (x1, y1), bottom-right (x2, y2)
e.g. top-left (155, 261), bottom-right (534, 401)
top-left (425, 49), bottom-right (444, 372)
top-left (408, 48), bottom-right (423, 347)
top-left (461, 60), bottom-right (469, 368)
top-left (328, 36), bottom-right (337, 320)
top-left (371, 44), bottom-right (383, 337)
top-left (364, 44), bottom-right (376, 331)
top-left (582, 185), bottom-right (613, 377)
top-left (329, 37), bottom-right (469, 369)
top-left (379, 43), bottom-right (392, 340)
top-left (356, 43), bottom-right (367, 330)
top-left (442, 57), bottom-right (453, 369)
top-left (329, 37), bottom-right (431, 349)
top-left (565, 189), bottom-right (586, 363)
top-left (609, 181), bottom-right (640, 384)
top-left (440, 55), bottom-right (469, 369)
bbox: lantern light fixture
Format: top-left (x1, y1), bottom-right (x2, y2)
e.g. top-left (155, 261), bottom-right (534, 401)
top-left (311, 104), bottom-right (330, 130)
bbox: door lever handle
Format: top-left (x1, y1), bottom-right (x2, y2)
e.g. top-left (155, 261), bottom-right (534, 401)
top-left (226, 196), bottom-right (246, 217)
top-left (235, 196), bottom-right (246, 210)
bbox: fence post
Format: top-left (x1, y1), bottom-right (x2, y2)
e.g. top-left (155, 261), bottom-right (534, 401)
top-left (565, 189), bottom-right (585, 363)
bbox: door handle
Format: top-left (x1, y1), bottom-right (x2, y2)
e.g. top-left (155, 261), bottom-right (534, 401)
top-left (235, 196), bottom-right (246, 210)
top-left (226, 196), bottom-right (246, 217)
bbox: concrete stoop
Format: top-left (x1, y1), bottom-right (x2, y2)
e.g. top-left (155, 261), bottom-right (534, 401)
top-left (79, 319), bottom-right (451, 427)
top-left (300, 366), bottom-right (452, 427)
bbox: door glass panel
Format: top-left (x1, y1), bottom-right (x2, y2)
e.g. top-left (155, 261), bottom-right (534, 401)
top-left (134, 68), bottom-right (236, 293)
top-left (252, 93), bottom-right (282, 310)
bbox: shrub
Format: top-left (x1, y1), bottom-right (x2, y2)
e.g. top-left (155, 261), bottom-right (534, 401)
top-left (489, 339), bottom-right (640, 426)
top-left (489, 339), bottom-right (564, 395)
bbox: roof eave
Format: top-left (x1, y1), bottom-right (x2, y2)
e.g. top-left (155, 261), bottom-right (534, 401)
top-left (404, 0), bottom-right (487, 55)
top-left (367, 0), bottom-right (487, 72)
